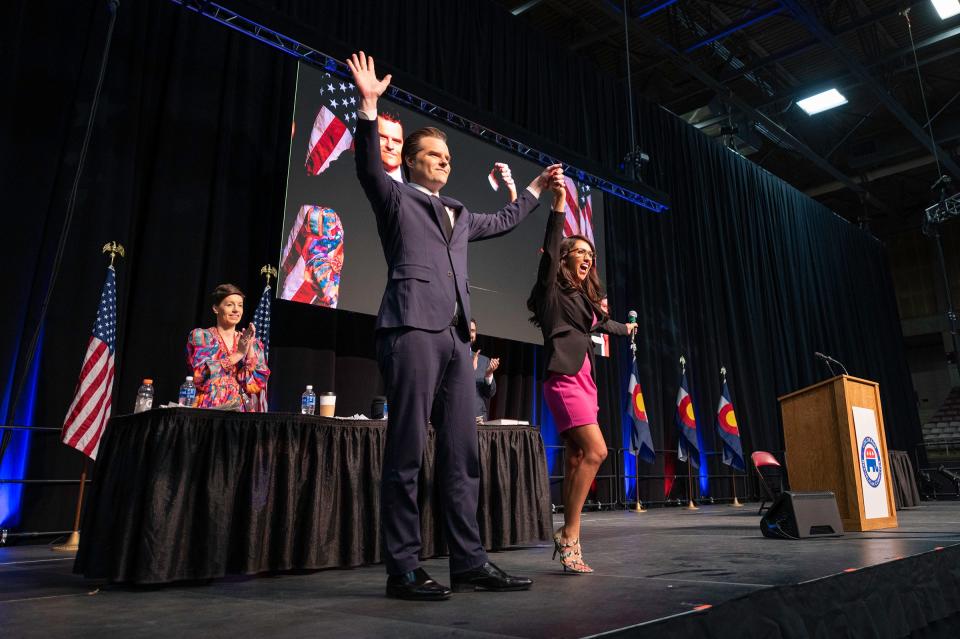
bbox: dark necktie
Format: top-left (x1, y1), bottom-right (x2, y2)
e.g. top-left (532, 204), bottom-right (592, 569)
top-left (435, 196), bottom-right (454, 241)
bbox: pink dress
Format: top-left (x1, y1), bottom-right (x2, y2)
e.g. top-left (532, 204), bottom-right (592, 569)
top-left (543, 352), bottom-right (599, 433)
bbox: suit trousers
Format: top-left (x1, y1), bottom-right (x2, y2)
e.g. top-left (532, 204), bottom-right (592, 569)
top-left (375, 323), bottom-right (488, 576)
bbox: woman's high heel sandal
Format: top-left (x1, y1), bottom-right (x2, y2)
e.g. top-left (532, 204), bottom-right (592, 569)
top-left (552, 528), bottom-right (594, 574)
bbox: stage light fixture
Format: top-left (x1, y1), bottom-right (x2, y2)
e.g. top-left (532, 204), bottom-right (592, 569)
top-left (932, 0), bottom-right (960, 20)
top-left (797, 89), bottom-right (848, 115)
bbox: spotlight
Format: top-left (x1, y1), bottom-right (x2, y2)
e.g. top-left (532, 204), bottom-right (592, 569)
top-left (932, 0), bottom-right (960, 20)
top-left (797, 89), bottom-right (848, 115)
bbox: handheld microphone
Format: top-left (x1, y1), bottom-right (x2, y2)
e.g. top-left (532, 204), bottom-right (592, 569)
top-left (627, 310), bottom-right (637, 350)
top-left (627, 310), bottom-right (637, 324)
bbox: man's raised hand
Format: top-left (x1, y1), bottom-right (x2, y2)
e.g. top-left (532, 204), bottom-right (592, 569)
top-left (346, 51), bottom-right (392, 112)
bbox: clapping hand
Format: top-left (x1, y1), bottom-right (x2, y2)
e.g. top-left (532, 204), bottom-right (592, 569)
top-left (346, 51), bottom-right (392, 112)
top-left (485, 357), bottom-right (500, 377)
top-left (238, 324), bottom-right (256, 355)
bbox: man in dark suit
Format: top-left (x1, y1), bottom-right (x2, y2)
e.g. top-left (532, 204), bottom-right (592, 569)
top-left (347, 52), bottom-right (564, 601)
top-left (469, 318), bottom-right (498, 423)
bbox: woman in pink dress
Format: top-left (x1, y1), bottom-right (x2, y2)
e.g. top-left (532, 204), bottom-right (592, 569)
top-left (527, 191), bottom-right (636, 574)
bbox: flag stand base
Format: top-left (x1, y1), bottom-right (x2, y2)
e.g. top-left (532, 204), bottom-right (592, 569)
top-left (53, 459), bottom-right (87, 553)
top-left (686, 500), bottom-right (699, 510)
top-left (632, 500), bottom-right (647, 513)
top-left (52, 531), bottom-right (80, 552)
top-left (730, 497), bottom-right (743, 508)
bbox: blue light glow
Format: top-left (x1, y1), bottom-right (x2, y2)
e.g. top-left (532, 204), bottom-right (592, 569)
top-left (0, 325), bottom-right (43, 527)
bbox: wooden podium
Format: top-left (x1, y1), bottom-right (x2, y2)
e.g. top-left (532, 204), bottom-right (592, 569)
top-left (778, 375), bottom-right (898, 532)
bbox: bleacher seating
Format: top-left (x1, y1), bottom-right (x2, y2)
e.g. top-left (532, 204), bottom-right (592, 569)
top-left (923, 387), bottom-right (960, 446)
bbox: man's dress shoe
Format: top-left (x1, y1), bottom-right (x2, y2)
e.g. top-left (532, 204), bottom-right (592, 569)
top-left (450, 561), bottom-right (533, 592)
top-left (386, 567), bottom-right (452, 601)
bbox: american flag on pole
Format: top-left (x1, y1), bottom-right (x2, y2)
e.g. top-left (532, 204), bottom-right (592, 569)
top-left (560, 178), bottom-right (596, 246)
top-left (61, 266), bottom-right (117, 460)
top-left (305, 74), bottom-right (358, 176)
top-left (578, 184), bottom-right (595, 245)
top-left (251, 285), bottom-right (272, 412)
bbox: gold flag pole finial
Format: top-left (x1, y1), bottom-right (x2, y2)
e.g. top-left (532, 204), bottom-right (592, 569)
top-left (260, 264), bottom-right (278, 288)
top-left (101, 241), bottom-right (125, 267)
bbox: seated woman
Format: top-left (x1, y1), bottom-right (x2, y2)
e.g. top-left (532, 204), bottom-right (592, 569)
top-left (186, 283), bottom-right (269, 411)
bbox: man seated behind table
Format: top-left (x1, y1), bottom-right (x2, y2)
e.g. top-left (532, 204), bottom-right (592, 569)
top-left (469, 318), bottom-right (499, 423)
top-left (186, 283), bottom-right (270, 411)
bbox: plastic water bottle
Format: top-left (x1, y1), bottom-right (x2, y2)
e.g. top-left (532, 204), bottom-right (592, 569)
top-left (178, 376), bottom-right (196, 407)
top-left (301, 385), bottom-right (316, 415)
top-left (383, 400), bottom-right (388, 420)
top-left (134, 379), bottom-right (154, 413)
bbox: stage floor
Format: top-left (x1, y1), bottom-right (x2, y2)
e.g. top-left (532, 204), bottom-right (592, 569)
top-left (4, 502), bottom-right (960, 638)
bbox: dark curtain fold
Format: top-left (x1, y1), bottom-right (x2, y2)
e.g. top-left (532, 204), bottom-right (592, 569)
top-left (2, 0), bottom-right (918, 531)
top-left (603, 102), bottom-right (920, 501)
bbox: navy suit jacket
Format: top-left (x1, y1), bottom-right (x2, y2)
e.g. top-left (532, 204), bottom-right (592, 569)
top-left (355, 117), bottom-right (540, 331)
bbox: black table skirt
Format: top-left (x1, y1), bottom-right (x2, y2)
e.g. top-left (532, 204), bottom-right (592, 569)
top-left (74, 409), bottom-right (552, 584)
top-left (888, 449), bottom-right (921, 509)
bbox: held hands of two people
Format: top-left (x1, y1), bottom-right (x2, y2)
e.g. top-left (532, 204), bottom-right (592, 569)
top-left (529, 164), bottom-right (565, 210)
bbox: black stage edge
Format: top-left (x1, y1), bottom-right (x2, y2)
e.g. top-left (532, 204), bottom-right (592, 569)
top-left (4, 503), bottom-right (960, 638)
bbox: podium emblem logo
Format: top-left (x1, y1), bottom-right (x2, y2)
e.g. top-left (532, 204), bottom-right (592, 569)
top-left (859, 437), bottom-right (882, 488)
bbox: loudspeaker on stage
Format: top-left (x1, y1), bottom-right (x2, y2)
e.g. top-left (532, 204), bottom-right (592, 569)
top-left (761, 491), bottom-right (844, 539)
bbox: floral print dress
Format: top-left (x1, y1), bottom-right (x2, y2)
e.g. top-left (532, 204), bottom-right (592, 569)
top-left (186, 327), bottom-right (270, 411)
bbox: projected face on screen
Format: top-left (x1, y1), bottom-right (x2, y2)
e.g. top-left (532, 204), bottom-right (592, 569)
top-left (378, 114), bottom-right (404, 176)
top-left (279, 64), bottom-right (605, 344)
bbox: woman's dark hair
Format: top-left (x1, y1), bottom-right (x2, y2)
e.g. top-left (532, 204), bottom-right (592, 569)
top-left (210, 283), bottom-right (245, 307)
top-left (526, 235), bottom-right (605, 327)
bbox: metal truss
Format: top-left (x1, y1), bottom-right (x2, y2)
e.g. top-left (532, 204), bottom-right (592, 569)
top-left (926, 192), bottom-right (960, 226)
top-left (170, 0), bottom-right (669, 213)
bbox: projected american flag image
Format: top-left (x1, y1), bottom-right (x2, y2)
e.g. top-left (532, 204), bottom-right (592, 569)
top-left (305, 74), bottom-right (359, 176)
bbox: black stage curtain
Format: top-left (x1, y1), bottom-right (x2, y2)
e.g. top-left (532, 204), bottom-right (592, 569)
top-left (2, 0), bottom-right (919, 532)
top-left (74, 409), bottom-right (551, 584)
top-left (604, 102), bottom-right (921, 502)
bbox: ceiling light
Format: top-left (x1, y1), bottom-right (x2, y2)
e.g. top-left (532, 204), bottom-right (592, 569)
top-left (797, 89), bottom-right (848, 115)
top-left (932, 0), bottom-right (960, 20)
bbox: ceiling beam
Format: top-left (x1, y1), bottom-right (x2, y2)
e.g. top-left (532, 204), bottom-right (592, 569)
top-left (779, 0), bottom-right (960, 180)
top-left (588, 0), bottom-right (887, 209)
top-left (689, 33), bottom-right (960, 131)
top-left (683, 5), bottom-right (785, 53)
top-left (672, 0), bottom-right (929, 102)
top-left (805, 154), bottom-right (937, 197)
top-left (511, 0), bottom-right (544, 16)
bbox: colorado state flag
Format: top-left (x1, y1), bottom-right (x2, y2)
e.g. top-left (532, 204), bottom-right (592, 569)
top-left (716, 381), bottom-right (744, 471)
top-left (675, 373), bottom-right (699, 468)
top-left (627, 358), bottom-right (655, 463)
